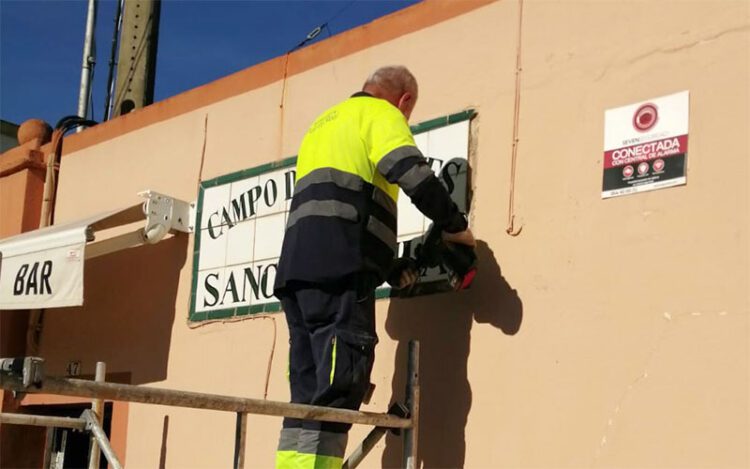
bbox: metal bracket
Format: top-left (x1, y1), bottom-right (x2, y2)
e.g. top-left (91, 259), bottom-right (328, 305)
top-left (81, 409), bottom-right (124, 469)
top-left (138, 190), bottom-right (195, 244)
top-left (0, 357), bottom-right (45, 388)
top-left (387, 402), bottom-right (410, 435)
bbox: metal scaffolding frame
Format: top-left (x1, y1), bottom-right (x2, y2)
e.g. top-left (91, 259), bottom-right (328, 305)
top-left (0, 341), bottom-right (420, 468)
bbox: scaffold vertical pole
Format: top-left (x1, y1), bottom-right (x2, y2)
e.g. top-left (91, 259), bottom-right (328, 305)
top-left (88, 361), bottom-right (106, 469)
top-left (234, 412), bottom-right (248, 469)
top-left (403, 340), bottom-right (420, 469)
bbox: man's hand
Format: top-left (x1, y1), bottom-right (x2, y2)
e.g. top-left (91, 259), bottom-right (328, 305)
top-left (399, 268), bottom-right (419, 290)
top-left (387, 258), bottom-right (419, 290)
top-left (442, 228), bottom-right (476, 247)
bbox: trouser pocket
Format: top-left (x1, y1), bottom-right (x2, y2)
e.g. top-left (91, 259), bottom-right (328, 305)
top-left (330, 329), bottom-right (376, 409)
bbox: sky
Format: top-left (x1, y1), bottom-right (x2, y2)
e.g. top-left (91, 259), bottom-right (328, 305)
top-left (0, 0), bottom-right (420, 127)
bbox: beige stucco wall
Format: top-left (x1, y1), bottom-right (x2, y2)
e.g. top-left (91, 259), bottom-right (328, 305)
top-left (32, 0), bottom-right (748, 467)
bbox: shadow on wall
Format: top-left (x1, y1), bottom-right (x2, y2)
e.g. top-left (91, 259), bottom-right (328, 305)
top-left (42, 235), bottom-right (188, 385)
top-left (159, 415), bottom-right (170, 469)
top-left (382, 240), bottom-right (522, 468)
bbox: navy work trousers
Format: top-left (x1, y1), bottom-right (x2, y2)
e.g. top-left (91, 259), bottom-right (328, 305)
top-left (276, 274), bottom-right (378, 468)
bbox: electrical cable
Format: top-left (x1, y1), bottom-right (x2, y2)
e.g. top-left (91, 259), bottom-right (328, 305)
top-left (89, 66), bottom-right (96, 120)
top-left (278, 0), bottom-right (358, 153)
top-left (506, 0), bottom-right (524, 237)
top-left (287, 0), bottom-right (357, 52)
top-left (198, 114), bottom-right (209, 183)
top-left (55, 115), bottom-right (98, 131)
top-left (27, 114), bottom-right (98, 355)
top-left (85, 9), bottom-right (98, 121)
top-left (327, 0), bottom-right (357, 27)
top-left (104, 0), bottom-right (124, 121)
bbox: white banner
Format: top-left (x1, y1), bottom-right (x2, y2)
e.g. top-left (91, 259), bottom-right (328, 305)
top-left (0, 225), bottom-right (87, 310)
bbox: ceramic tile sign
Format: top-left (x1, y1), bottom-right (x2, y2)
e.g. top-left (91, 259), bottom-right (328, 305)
top-left (190, 113), bottom-right (472, 320)
top-left (603, 91), bottom-right (689, 199)
top-left (192, 167), bottom-right (293, 320)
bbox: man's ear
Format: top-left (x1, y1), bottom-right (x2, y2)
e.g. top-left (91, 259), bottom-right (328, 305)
top-left (397, 92), bottom-right (415, 120)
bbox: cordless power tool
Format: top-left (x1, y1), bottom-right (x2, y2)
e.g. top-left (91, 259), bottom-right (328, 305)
top-left (389, 223), bottom-right (477, 296)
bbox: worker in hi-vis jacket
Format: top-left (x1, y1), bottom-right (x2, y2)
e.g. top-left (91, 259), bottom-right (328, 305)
top-left (273, 65), bottom-right (475, 469)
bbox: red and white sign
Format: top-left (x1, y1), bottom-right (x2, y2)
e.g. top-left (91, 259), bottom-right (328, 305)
top-left (602, 91), bottom-right (689, 198)
top-left (633, 103), bottom-right (659, 132)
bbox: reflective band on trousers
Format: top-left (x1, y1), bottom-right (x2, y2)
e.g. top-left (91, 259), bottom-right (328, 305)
top-left (292, 453), bottom-right (343, 469)
top-left (294, 167), bottom-right (364, 195)
top-left (367, 216), bottom-right (397, 253)
top-left (299, 429), bottom-right (347, 458)
top-left (276, 429), bottom-right (347, 469)
top-left (275, 450), bottom-right (297, 469)
top-left (286, 200), bottom-right (358, 229)
top-left (376, 145), bottom-right (423, 178)
top-left (329, 336), bottom-right (337, 385)
top-left (276, 427), bottom-right (349, 469)
top-left (278, 428), bottom-right (301, 451)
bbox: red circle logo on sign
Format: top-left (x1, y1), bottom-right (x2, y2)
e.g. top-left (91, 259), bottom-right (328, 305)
top-left (633, 103), bottom-right (658, 132)
top-left (623, 165), bottom-right (634, 178)
top-left (637, 162), bottom-right (650, 175)
top-left (653, 159), bottom-right (665, 172)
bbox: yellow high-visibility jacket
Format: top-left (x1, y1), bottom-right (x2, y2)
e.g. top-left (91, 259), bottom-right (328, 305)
top-left (275, 92), bottom-right (466, 291)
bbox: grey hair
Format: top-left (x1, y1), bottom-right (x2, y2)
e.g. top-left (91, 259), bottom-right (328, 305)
top-left (363, 66), bottom-right (418, 97)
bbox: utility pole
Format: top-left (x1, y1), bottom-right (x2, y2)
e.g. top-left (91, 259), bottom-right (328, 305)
top-left (77, 0), bottom-right (98, 124)
top-left (103, 0), bottom-right (124, 121)
top-left (113, 0), bottom-right (161, 117)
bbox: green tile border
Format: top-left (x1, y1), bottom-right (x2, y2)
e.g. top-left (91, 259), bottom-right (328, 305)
top-left (188, 187), bottom-right (205, 322)
top-left (375, 287), bottom-right (393, 299)
top-left (410, 109), bottom-right (476, 135)
top-left (206, 308), bottom-right (235, 321)
top-left (201, 155), bottom-right (298, 189)
top-left (188, 110), bottom-right (475, 323)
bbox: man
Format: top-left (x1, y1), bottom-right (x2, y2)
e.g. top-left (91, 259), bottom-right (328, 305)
top-left (273, 65), bottom-right (475, 469)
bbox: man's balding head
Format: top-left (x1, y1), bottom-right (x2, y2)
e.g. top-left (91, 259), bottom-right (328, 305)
top-left (362, 66), bottom-right (418, 121)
